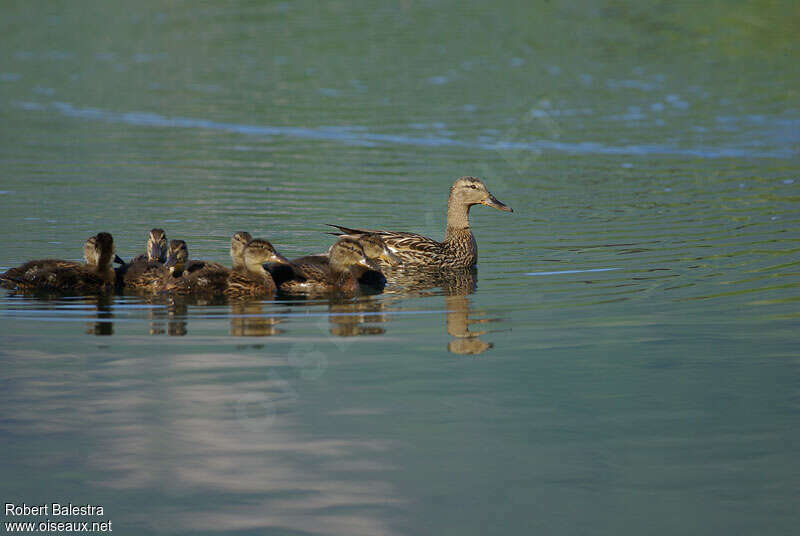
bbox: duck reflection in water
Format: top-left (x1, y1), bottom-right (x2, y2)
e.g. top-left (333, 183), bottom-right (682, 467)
top-left (84, 294), bottom-right (114, 336)
top-left (327, 296), bottom-right (388, 336)
top-left (229, 300), bottom-right (284, 337)
top-left (139, 294), bottom-right (188, 336)
top-left (324, 267), bottom-right (498, 355)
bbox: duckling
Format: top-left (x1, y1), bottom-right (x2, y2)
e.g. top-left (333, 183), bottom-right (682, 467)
top-left (330, 176), bottom-right (512, 269)
top-left (229, 231), bottom-right (252, 270)
top-left (117, 228), bottom-right (169, 291)
top-left (159, 240), bottom-right (230, 294)
top-left (225, 239), bottom-right (289, 298)
top-left (280, 237), bottom-right (382, 294)
top-left (1, 232), bottom-right (116, 293)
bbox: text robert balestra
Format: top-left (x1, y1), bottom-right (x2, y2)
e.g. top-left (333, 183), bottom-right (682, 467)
top-left (5, 503), bottom-right (105, 516)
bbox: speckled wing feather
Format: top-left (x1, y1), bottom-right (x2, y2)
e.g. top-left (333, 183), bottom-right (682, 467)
top-left (327, 225), bottom-right (444, 264)
top-left (1, 260), bottom-right (109, 292)
top-left (1, 260), bottom-right (81, 288)
top-left (119, 260), bottom-right (167, 291)
top-left (163, 262), bottom-right (230, 295)
top-left (288, 255), bottom-right (333, 282)
top-left (278, 255), bottom-right (341, 293)
top-left (224, 269), bottom-right (275, 297)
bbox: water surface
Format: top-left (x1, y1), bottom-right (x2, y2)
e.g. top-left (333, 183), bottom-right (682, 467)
top-left (1, 1), bottom-right (799, 535)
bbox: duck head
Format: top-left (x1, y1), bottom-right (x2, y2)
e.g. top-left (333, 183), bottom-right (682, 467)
top-left (330, 237), bottom-right (381, 275)
top-left (164, 240), bottom-right (189, 275)
top-left (83, 235), bottom-right (98, 266)
top-left (230, 231), bottom-right (253, 269)
top-left (358, 234), bottom-right (400, 266)
top-left (449, 176), bottom-right (513, 213)
top-left (146, 229), bottom-right (167, 262)
top-left (243, 239), bottom-right (290, 273)
top-left (95, 232), bottom-right (115, 270)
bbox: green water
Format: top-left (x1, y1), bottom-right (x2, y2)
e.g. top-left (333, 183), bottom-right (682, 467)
top-left (1, 1), bottom-right (799, 534)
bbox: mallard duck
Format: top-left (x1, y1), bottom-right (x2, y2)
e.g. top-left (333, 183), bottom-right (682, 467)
top-left (159, 240), bottom-right (230, 294)
top-left (1, 232), bottom-right (116, 293)
top-left (116, 228), bottom-right (169, 291)
top-left (229, 231), bottom-right (252, 270)
top-left (330, 176), bottom-right (512, 269)
top-left (280, 237), bottom-right (382, 294)
top-left (225, 238), bottom-right (289, 297)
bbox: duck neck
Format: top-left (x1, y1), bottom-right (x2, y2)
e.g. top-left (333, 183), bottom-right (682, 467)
top-left (92, 260), bottom-right (115, 282)
top-left (445, 201), bottom-right (472, 242)
top-left (246, 263), bottom-right (269, 279)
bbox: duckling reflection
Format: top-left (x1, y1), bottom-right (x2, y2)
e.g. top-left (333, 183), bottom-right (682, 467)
top-left (229, 300), bottom-right (283, 337)
top-left (84, 294), bottom-right (114, 336)
top-left (327, 296), bottom-right (388, 336)
top-left (136, 293), bottom-right (189, 336)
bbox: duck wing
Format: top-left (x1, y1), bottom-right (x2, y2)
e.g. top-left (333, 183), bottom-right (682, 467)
top-left (224, 269), bottom-right (275, 297)
top-left (327, 225), bottom-right (443, 258)
top-left (120, 260), bottom-right (167, 291)
top-left (1, 260), bottom-right (83, 290)
top-left (171, 263), bottom-right (230, 294)
top-left (289, 255), bottom-right (332, 282)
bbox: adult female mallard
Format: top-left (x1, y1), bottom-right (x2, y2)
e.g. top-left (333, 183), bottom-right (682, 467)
top-left (116, 228), bottom-right (169, 291)
top-left (225, 238), bottom-right (289, 298)
top-left (1, 232), bottom-right (116, 293)
top-left (330, 176), bottom-right (512, 269)
top-left (280, 237), bottom-right (383, 294)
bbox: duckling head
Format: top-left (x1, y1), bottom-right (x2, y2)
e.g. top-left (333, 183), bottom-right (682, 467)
top-left (146, 229), bottom-right (167, 262)
top-left (83, 235), bottom-right (99, 265)
top-left (164, 240), bottom-right (189, 275)
top-left (243, 239), bottom-right (290, 272)
top-left (230, 231), bottom-right (253, 269)
top-left (449, 176), bottom-right (513, 213)
top-left (330, 237), bottom-right (380, 274)
top-left (358, 235), bottom-right (400, 266)
top-left (93, 232), bottom-right (115, 270)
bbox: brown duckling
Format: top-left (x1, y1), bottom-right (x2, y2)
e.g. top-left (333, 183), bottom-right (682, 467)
top-left (280, 237), bottom-right (382, 294)
top-left (117, 228), bottom-right (169, 291)
top-left (225, 239), bottom-right (289, 298)
top-left (330, 176), bottom-right (512, 269)
top-left (1, 232), bottom-right (116, 293)
top-left (159, 240), bottom-right (230, 294)
top-left (229, 231), bottom-right (252, 270)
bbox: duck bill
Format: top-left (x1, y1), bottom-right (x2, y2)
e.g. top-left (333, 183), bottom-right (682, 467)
top-left (267, 252), bottom-right (291, 265)
top-left (165, 254), bottom-right (182, 274)
top-left (481, 194), bottom-right (513, 213)
top-left (148, 243), bottom-right (164, 262)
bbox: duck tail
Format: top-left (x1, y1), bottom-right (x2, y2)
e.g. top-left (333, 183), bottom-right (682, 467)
top-left (326, 224), bottom-right (362, 235)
